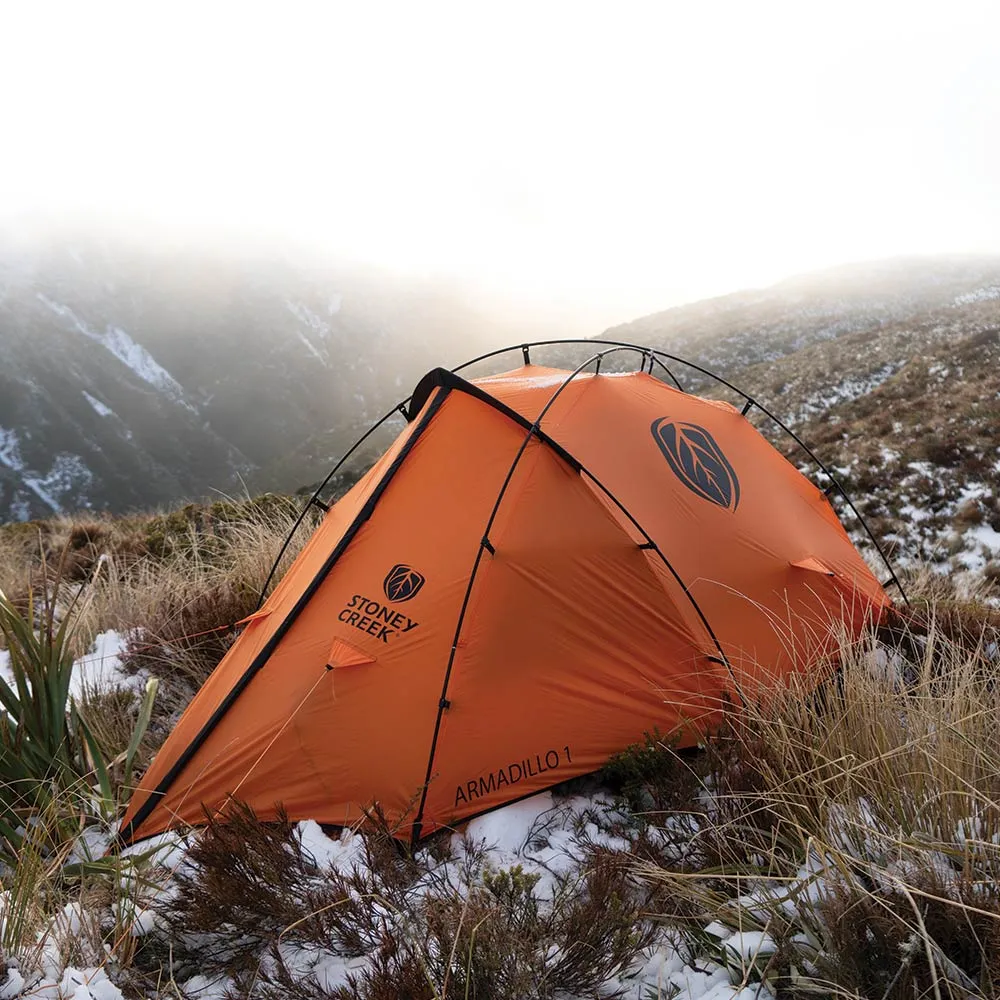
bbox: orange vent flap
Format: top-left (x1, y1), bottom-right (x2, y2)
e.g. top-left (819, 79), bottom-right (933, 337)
top-left (328, 636), bottom-right (377, 669)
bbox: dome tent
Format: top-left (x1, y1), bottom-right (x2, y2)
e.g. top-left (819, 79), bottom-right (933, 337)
top-left (119, 343), bottom-right (896, 846)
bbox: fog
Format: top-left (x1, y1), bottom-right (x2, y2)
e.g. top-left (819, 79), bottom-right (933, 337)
top-left (3, 1), bottom-right (999, 330)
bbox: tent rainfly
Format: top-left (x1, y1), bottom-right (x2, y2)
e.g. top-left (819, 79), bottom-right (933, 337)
top-left (120, 353), bottom-right (891, 845)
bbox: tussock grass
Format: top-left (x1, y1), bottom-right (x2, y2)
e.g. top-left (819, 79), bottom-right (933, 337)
top-left (631, 590), bottom-right (1000, 998)
top-left (1, 495), bottom-right (315, 727)
top-left (0, 496), bottom-right (315, 995)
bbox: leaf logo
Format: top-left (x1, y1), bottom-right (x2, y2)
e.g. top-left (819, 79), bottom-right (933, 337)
top-left (383, 564), bottom-right (426, 602)
top-left (651, 418), bottom-right (740, 512)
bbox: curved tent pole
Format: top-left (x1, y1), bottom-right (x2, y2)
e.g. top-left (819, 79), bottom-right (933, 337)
top-left (254, 400), bottom-right (413, 610)
top-left (451, 339), bottom-right (907, 604)
top-left (409, 346), bottom-right (740, 842)
top-left (651, 355), bottom-right (685, 391)
top-left (257, 338), bottom-right (907, 611)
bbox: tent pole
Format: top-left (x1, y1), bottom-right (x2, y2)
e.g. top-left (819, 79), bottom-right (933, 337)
top-left (410, 346), bottom-right (735, 843)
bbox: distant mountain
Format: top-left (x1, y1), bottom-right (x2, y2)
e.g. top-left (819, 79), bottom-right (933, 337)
top-left (0, 235), bottom-right (503, 521)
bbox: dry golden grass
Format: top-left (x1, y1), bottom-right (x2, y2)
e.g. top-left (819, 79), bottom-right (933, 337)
top-left (1, 494), bottom-right (314, 661)
top-left (635, 588), bottom-right (1000, 998)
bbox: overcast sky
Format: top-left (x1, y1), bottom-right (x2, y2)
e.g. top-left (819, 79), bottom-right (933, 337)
top-left (2, 1), bottom-right (998, 323)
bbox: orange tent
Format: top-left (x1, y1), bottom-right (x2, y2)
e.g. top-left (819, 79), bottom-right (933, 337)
top-left (120, 361), bottom-right (890, 845)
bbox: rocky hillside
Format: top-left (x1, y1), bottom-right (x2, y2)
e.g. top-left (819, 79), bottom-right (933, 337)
top-left (0, 233), bottom-right (502, 521)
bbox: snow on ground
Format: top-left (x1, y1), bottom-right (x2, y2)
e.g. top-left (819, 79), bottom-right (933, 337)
top-left (0, 629), bottom-right (138, 699)
top-left (70, 630), bottom-right (139, 698)
top-left (0, 777), bottom-right (767, 998)
top-left (0, 965), bottom-right (124, 1000)
top-left (0, 428), bottom-right (24, 472)
top-left (170, 791), bottom-right (772, 1000)
top-left (959, 523), bottom-right (1000, 572)
top-left (0, 430), bottom-right (70, 513)
top-left (3, 631), bottom-right (765, 998)
top-left (295, 330), bottom-right (328, 365)
top-left (954, 285), bottom-right (1000, 305)
top-left (22, 454), bottom-right (94, 514)
top-left (286, 299), bottom-right (331, 338)
top-left (795, 361), bottom-right (904, 421)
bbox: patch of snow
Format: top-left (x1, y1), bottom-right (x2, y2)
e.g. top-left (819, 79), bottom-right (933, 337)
top-left (960, 524), bottom-right (1000, 571)
top-left (22, 453), bottom-right (93, 514)
top-left (959, 482), bottom-right (991, 502)
top-left (297, 820), bottom-right (363, 873)
top-left (102, 326), bottom-right (195, 409)
top-left (954, 285), bottom-right (1000, 305)
top-left (179, 976), bottom-right (230, 1000)
top-left (0, 427), bottom-right (24, 472)
top-left (296, 330), bottom-right (327, 366)
top-left (463, 790), bottom-right (557, 854)
top-left (120, 829), bottom-right (191, 870)
top-left (900, 503), bottom-right (931, 523)
top-left (82, 391), bottom-right (114, 418)
top-left (0, 630), bottom-right (135, 703)
top-left (0, 969), bottom-right (26, 998)
top-left (327, 293), bottom-right (343, 315)
top-left (286, 299), bottom-right (330, 338)
top-left (797, 362), bottom-right (904, 420)
top-left (906, 460), bottom-right (935, 478)
top-left (0, 448), bottom-right (96, 516)
top-left (72, 629), bottom-right (139, 698)
top-left (8, 967), bottom-right (125, 1000)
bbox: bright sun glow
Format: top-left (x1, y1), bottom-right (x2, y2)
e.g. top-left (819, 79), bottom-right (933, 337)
top-left (2, 1), bottom-right (999, 322)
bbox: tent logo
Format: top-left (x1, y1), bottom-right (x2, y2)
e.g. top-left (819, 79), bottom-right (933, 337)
top-left (384, 564), bottom-right (426, 602)
top-left (651, 418), bottom-right (740, 512)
